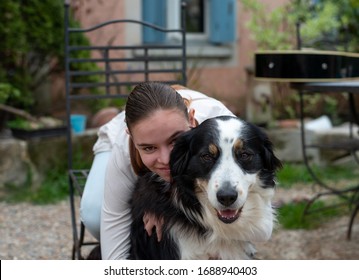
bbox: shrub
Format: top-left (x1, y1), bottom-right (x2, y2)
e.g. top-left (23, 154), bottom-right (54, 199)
top-left (0, 0), bottom-right (104, 114)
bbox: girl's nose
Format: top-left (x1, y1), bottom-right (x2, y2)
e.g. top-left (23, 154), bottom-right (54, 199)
top-left (157, 146), bottom-right (171, 164)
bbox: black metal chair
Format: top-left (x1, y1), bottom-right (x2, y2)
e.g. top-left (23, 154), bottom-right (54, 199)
top-left (294, 22), bottom-right (359, 239)
top-left (64, 0), bottom-right (187, 259)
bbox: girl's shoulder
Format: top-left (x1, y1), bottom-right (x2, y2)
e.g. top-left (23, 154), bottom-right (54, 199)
top-left (93, 111), bottom-right (128, 153)
top-left (177, 88), bottom-right (209, 100)
top-left (177, 88), bottom-right (235, 124)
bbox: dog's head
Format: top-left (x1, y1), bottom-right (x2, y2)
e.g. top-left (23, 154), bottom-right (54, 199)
top-left (170, 116), bottom-right (282, 240)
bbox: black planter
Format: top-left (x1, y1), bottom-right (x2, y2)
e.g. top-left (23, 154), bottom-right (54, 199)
top-left (10, 126), bottom-right (67, 140)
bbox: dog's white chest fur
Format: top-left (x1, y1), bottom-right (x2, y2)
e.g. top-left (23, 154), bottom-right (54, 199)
top-left (175, 234), bottom-right (256, 260)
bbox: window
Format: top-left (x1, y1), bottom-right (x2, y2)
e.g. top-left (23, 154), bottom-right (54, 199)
top-left (166, 0), bottom-right (207, 42)
top-left (140, 0), bottom-right (237, 63)
top-left (143, 0), bottom-right (236, 45)
top-left (184, 0), bottom-right (205, 33)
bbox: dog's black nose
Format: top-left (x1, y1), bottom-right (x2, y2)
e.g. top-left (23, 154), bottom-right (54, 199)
top-left (217, 187), bottom-right (238, 207)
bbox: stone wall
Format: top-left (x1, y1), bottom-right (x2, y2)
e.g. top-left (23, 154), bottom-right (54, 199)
top-left (267, 124), bottom-right (359, 166)
top-left (1, 126), bottom-right (358, 194)
top-left (0, 129), bottom-right (98, 193)
top-left (0, 139), bottom-right (39, 190)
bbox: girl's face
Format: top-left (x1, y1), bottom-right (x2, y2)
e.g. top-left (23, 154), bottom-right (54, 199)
top-left (130, 108), bottom-right (195, 182)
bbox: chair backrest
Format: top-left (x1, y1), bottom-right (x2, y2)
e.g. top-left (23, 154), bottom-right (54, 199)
top-left (64, 1), bottom-right (187, 173)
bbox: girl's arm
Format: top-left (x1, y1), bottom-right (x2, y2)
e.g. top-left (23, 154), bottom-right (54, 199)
top-left (100, 143), bottom-right (137, 260)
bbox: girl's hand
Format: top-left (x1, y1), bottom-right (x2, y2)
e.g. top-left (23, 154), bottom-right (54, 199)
top-left (143, 212), bottom-right (164, 242)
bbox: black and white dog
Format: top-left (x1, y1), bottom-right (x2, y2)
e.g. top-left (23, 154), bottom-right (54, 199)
top-left (129, 116), bottom-right (282, 259)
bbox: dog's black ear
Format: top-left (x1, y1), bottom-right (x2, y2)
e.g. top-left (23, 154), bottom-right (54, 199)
top-left (250, 123), bottom-right (282, 172)
top-left (170, 130), bottom-right (194, 177)
top-left (263, 137), bottom-right (282, 172)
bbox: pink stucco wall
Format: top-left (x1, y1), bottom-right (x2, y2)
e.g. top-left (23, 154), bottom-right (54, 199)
top-left (66, 0), bottom-right (289, 116)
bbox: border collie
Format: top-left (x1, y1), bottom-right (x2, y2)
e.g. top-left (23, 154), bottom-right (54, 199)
top-left (129, 116), bottom-right (282, 259)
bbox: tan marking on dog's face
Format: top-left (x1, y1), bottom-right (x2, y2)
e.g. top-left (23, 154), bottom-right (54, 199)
top-left (195, 178), bottom-right (208, 194)
top-left (195, 178), bottom-right (210, 204)
top-left (195, 178), bottom-right (218, 217)
top-left (209, 143), bottom-right (219, 157)
top-left (233, 139), bottom-right (243, 153)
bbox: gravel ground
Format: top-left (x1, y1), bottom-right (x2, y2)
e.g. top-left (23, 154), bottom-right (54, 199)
top-left (1, 188), bottom-right (359, 260)
top-left (0, 200), bottom-right (75, 260)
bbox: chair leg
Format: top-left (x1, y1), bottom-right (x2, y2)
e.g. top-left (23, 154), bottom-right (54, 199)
top-left (347, 203), bottom-right (359, 240)
top-left (78, 222), bottom-right (86, 259)
top-left (72, 244), bottom-right (75, 260)
top-left (69, 179), bottom-right (82, 259)
top-left (71, 226), bottom-right (83, 259)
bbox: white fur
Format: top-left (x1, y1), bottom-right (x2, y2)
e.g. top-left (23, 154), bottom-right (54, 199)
top-left (171, 118), bottom-right (276, 260)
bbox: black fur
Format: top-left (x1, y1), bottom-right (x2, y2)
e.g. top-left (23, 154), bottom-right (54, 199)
top-left (128, 168), bottom-right (211, 259)
top-left (128, 116), bottom-right (282, 260)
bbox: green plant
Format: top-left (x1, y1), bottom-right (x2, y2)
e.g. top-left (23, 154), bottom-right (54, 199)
top-left (0, 0), bottom-right (106, 115)
top-left (277, 164), bottom-right (315, 187)
top-left (275, 163), bottom-right (358, 230)
top-left (0, 0), bottom-right (65, 111)
top-left (6, 118), bottom-right (34, 130)
top-left (277, 200), bottom-right (345, 229)
top-left (0, 83), bottom-right (21, 104)
top-left (293, 0), bottom-right (359, 52)
top-left (277, 163), bottom-right (359, 188)
top-left (242, 0), bottom-right (359, 52)
top-left (240, 0), bottom-right (295, 50)
top-left (3, 167), bottom-right (69, 204)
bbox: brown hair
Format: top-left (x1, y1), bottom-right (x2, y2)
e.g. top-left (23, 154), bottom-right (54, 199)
top-left (125, 82), bottom-right (189, 175)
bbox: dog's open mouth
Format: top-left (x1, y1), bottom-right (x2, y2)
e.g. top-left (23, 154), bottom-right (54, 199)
top-left (216, 207), bottom-right (242, 224)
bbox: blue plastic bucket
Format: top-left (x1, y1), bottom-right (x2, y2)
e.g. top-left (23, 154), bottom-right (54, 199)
top-left (70, 114), bottom-right (87, 134)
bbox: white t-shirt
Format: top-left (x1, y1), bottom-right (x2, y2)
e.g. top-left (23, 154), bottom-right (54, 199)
top-left (99, 89), bottom-right (235, 259)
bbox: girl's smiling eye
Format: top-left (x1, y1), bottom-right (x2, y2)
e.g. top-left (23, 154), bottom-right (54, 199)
top-left (142, 146), bottom-right (156, 153)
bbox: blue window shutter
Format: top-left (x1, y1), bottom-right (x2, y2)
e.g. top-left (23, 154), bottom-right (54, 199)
top-left (209, 0), bottom-right (236, 44)
top-left (142, 0), bottom-right (167, 43)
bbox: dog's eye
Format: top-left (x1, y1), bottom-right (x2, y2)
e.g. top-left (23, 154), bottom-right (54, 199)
top-left (239, 152), bottom-right (252, 161)
top-left (200, 153), bottom-right (214, 162)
